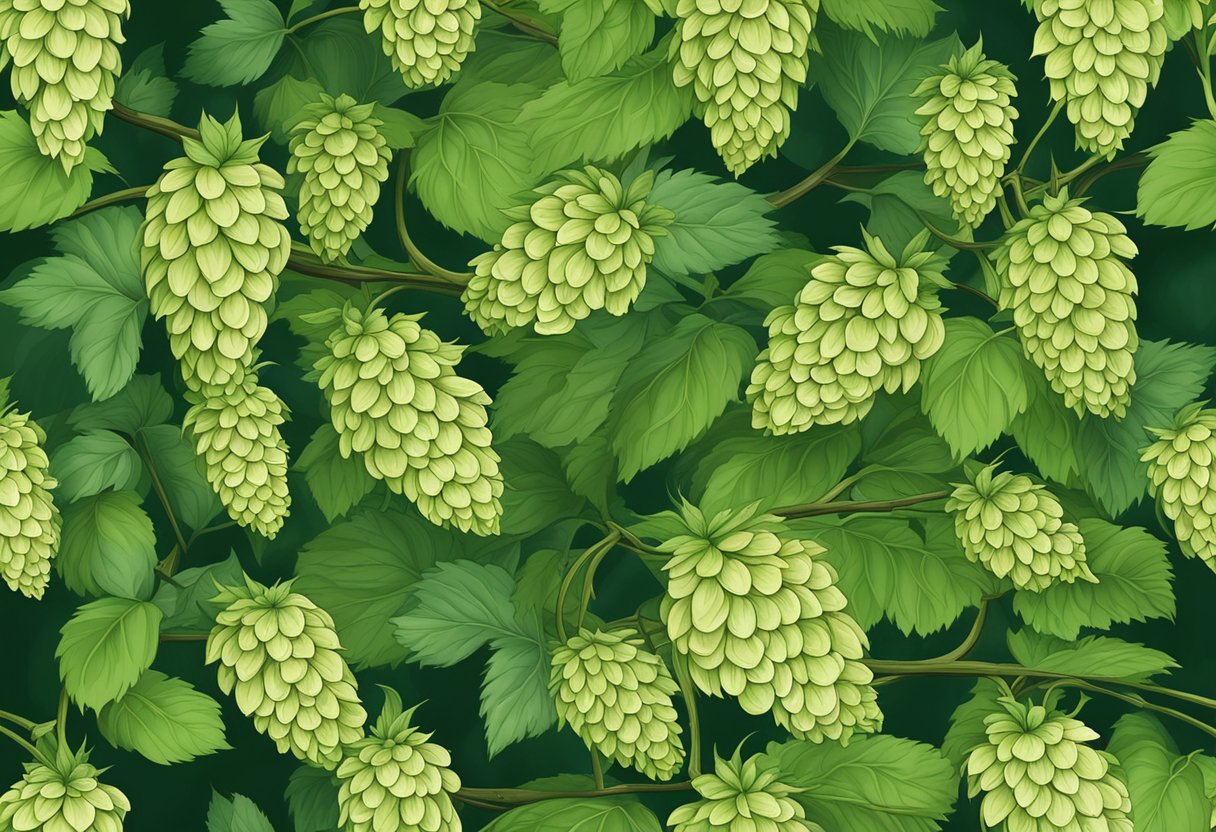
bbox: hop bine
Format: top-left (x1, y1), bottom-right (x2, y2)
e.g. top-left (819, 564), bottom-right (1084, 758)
top-left (668, 747), bottom-right (823, 832)
top-left (0, 404), bottom-right (60, 600)
top-left (360, 0), bottom-right (480, 88)
top-left (1142, 402), bottom-right (1216, 573)
top-left (0, 745), bottom-right (130, 832)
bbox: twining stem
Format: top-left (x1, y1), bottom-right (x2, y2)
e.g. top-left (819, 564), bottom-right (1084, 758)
top-left (922, 219), bottom-right (997, 252)
top-left (591, 750), bottom-right (605, 790)
top-left (69, 185), bottom-right (151, 219)
top-left (1194, 30), bottom-right (1216, 120)
top-left (578, 540), bottom-right (618, 628)
top-left (456, 781), bottom-right (693, 805)
top-left (1014, 99), bottom-right (1065, 178)
top-left (769, 140), bottom-right (857, 208)
top-left (111, 101), bottom-right (199, 141)
top-left (1072, 153), bottom-right (1148, 198)
top-left (0, 710), bottom-right (35, 730)
top-left (393, 157), bottom-right (473, 284)
top-left (135, 432), bottom-right (189, 562)
top-left (951, 280), bottom-right (1001, 309)
top-left (285, 4), bottom-right (359, 34)
top-left (160, 632), bottom-right (209, 643)
top-left (0, 724), bottom-right (46, 764)
top-left (555, 530), bottom-right (621, 641)
top-left (1065, 680), bottom-right (1216, 740)
top-left (55, 688), bottom-right (68, 750)
top-left (928, 596), bottom-right (996, 664)
top-left (772, 490), bottom-right (951, 520)
top-left (481, 0), bottom-right (558, 43)
top-left (671, 653), bottom-right (703, 778)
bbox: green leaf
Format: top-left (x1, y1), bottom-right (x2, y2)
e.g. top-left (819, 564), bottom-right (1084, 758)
top-left (295, 424), bottom-right (377, 523)
top-left (482, 797), bottom-right (663, 831)
top-left (820, 0), bottom-right (942, 38)
top-left (562, 431), bottom-right (619, 516)
top-left (50, 431), bottom-right (142, 503)
top-left (183, 0), bottom-right (287, 87)
top-left (152, 551), bottom-right (245, 632)
top-left (69, 375), bottom-right (173, 435)
top-left (840, 170), bottom-right (967, 255)
top-left (56, 597), bottom-right (162, 711)
top-left (373, 104), bottom-right (426, 150)
top-left (140, 424), bottom-right (223, 530)
top-left (207, 792), bottom-right (276, 832)
top-left (57, 491), bottom-right (158, 601)
top-left (288, 18), bottom-right (410, 104)
top-left (719, 249), bottom-right (820, 311)
top-left (498, 438), bottom-right (586, 536)
top-left (548, 0), bottom-right (655, 81)
top-left (480, 620), bottom-right (556, 757)
top-left (1007, 630), bottom-right (1177, 683)
top-left (97, 670), bottom-right (229, 765)
top-left (253, 74), bottom-right (326, 143)
top-left (942, 678), bottom-right (1004, 768)
top-left (1138, 119), bottom-right (1216, 231)
top-left (860, 397), bottom-right (958, 474)
top-left (0, 110), bottom-right (111, 232)
top-left (457, 30), bottom-right (564, 88)
top-left (1009, 363), bottom-right (1081, 484)
top-left (115, 45), bottom-right (179, 118)
top-left (1108, 713), bottom-right (1211, 832)
top-left (285, 766), bottom-right (341, 832)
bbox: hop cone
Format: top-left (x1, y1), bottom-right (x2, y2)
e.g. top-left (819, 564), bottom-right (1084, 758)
top-left (748, 231), bottom-right (949, 433)
top-left (0, 0), bottom-right (128, 173)
top-left (913, 41), bottom-right (1019, 228)
top-left (464, 167), bottom-right (673, 336)
top-left (315, 304), bottom-right (503, 535)
top-left (141, 112), bottom-right (292, 390)
top-left (360, 0), bottom-right (480, 88)
top-left (550, 628), bottom-right (686, 781)
top-left (184, 375), bottom-right (291, 539)
top-left (668, 748), bottom-right (823, 832)
top-left (289, 93), bottom-right (391, 263)
top-left (993, 190), bottom-right (1139, 419)
top-left (0, 406), bottom-right (59, 600)
top-left (966, 697), bottom-right (1133, 832)
top-left (0, 747), bottom-right (129, 832)
top-left (660, 503), bottom-right (881, 744)
top-left (1142, 402), bottom-right (1216, 572)
top-left (1031, 0), bottom-right (1167, 157)
top-left (206, 575), bottom-right (366, 770)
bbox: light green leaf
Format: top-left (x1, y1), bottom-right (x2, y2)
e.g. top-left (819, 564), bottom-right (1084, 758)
top-left (57, 491), bottom-right (158, 601)
top-left (483, 797), bottom-right (663, 831)
top-left (942, 678), bottom-right (1004, 768)
top-left (56, 597), bottom-right (162, 711)
top-left (480, 620), bottom-right (556, 757)
top-left (1161, 0), bottom-right (1209, 39)
top-left (1007, 630), bottom-right (1177, 682)
top-left (152, 552), bottom-right (245, 633)
top-left (821, 0), bottom-right (942, 38)
top-left (115, 45), bottom-right (179, 118)
top-left (295, 424), bottom-right (377, 523)
top-left (50, 431), bottom-right (142, 503)
top-left (498, 438), bottom-right (586, 536)
top-left (1108, 713), bottom-right (1211, 832)
top-left (1010, 363), bottom-right (1081, 484)
top-left (285, 766), bottom-right (341, 832)
top-left (183, 0), bottom-right (287, 87)
top-left (69, 375), bottom-right (173, 435)
top-left (97, 670), bottom-right (229, 765)
top-left (207, 792), bottom-right (276, 832)
top-left (140, 424), bottom-right (223, 530)
top-left (548, 0), bottom-right (655, 81)
top-left (1138, 119), bottom-right (1216, 231)
top-left (0, 110), bottom-right (111, 232)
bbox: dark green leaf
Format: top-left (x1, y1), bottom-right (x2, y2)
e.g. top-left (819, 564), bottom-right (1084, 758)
top-left (547, 0), bottom-right (655, 81)
top-left (1010, 363), bottom-right (1082, 484)
top-left (57, 491), bottom-right (157, 601)
top-left (480, 619), bottom-right (556, 757)
top-left (50, 431), bottom-right (142, 503)
top-left (69, 375), bottom-right (173, 434)
top-left (942, 679), bottom-right (1004, 768)
top-left (140, 424), bottom-right (223, 530)
top-left (207, 792), bottom-right (276, 832)
top-left (183, 0), bottom-right (287, 87)
top-left (295, 424), bottom-right (377, 523)
top-left (483, 797), bottom-right (663, 831)
top-left (1108, 713), bottom-right (1211, 832)
top-left (115, 45), bottom-right (179, 118)
top-left (498, 438), bottom-right (586, 536)
top-left (152, 552), bottom-right (245, 632)
top-left (285, 766), bottom-right (341, 832)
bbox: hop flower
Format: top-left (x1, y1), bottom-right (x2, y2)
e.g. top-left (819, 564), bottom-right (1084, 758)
top-left (993, 190), bottom-right (1139, 419)
top-left (0, 0), bottom-right (128, 173)
top-left (1162, 0), bottom-right (1211, 38)
top-left (0, 746), bottom-right (130, 832)
top-left (360, 0), bottom-right (480, 88)
top-left (315, 304), bottom-right (503, 535)
top-left (206, 575), bottom-right (366, 770)
top-left (0, 405), bottom-right (60, 600)
top-left (464, 167), bottom-right (673, 336)
top-left (1142, 402), bottom-right (1216, 572)
top-left (183, 375), bottom-right (291, 539)
top-left (141, 112), bottom-right (292, 390)
top-left (913, 41), bottom-right (1019, 228)
top-left (966, 697), bottom-right (1133, 832)
top-left (668, 747), bottom-right (823, 832)
top-left (336, 688), bottom-right (461, 832)
top-left (670, 0), bottom-right (819, 176)
top-left (660, 503), bottom-right (881, 744)
top-left (747, 230), bottom-right (949, 433)
top-left (1031, 0), bottom-right (1167, 157)
top-left (550, 628), bottom-right (686, 781)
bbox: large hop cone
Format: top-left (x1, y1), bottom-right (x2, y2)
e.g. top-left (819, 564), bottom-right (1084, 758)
top-left (670, 0), bottom-right (818, 176)
top-left (748, 231), bottom-right (949, 434)
top-left (0, 747), bottom-right (129, 832)
top-left (464, 167), bottom-right (673, 336)
top-left (183, 375), bottom-right (291, 539)
top-left (315, 304), bottom-right (503, 535)
top-left (336, 688), bottom-right (461, 832)
top-left (1031, 0), bottom-right (1167, 157)
top-left (993, 190), bottom-right (1139, 419)
top-left (288, 93), bottom-right (391, 264)
top-left (0, 0), bottom-right (128, 173)
top-left (550, 628), bottom-right (686, 781)
top-left (660, 503), bottom-right (881, 744)
top-left (0, 406), bottom-right (60, 600)
top-left (966, 697), bottom-right (1133, 832)
top-left (1142, 403), bottom-right (1216, 572)
top-left (206, 575), bottom-right (367, 770)
top-left (913, 41), bottom-right (1019, 228)
top-left (141, 112), bottom-right (292, 390)
top-left (360, 0), bottom-right (480, 88)
top-left (668, 748), bottom-right (823, 832)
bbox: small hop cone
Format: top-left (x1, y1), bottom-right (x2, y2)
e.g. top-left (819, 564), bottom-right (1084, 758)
top-left (667, 748), bottom-right (824, 832)
top-left (0, 406), bottom-right (60, 599)
top-left (660, 502), bottom-right (881, 744)
top-left (1142, 402), bottom-right (1216, 572)
top-left (315, 304), bottom-right (503, 535)
top-left (0, 746), bottom-right (130, 832)
top-left (913, 41), bottom-right (1019, 228)
top-left (671, 0), bottom-right (819, 176)
top-left (465, 167), bottom-right (673, 336)
top-left (360, 0), bottom-right (480, 88)
top-left (993, 190), bottom-right (1139, 419)
top-left (288, 93), bottom-right (391, 263)
top-left (0, 0), bottom-right (129, 173)
top-left (748, 230), bottom-right (949, 433)
top-left (206, 575), bottom-right (367, 770)
top-left (550, 628), bottom-right (686, 781)
top-left (966, 697), bottom-right (1133, 832)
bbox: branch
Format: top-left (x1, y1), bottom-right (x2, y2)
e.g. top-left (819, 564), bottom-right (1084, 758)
top-left (393, 156), bottom-right (473, 284)
top-left (768, 140), bottom-right (857, 208)
top-left (1073, 153), bottom-right (1148, 198)
top-left (481, 0), bottom-right (559, 43)
top-left (69, 185), bottom-right (151, 219)
top-left (134, 431), bottom-right (189, 561)
top-left (457, 781), bottom-right (693, 806)
top-left (111, 101), bottom-right (199, 141)
top-left (772, 490), bottom-right (951, 519)
top-left (928, 595), bottom-right (997, 664)
top-left (285, 4), bottom-right (359, 34)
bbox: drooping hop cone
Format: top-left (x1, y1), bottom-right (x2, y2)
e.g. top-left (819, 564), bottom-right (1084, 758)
top-left (360, 0), bottom-right (480, 88)
top-left (0, 747), bottom-right (130, 832)
top-left (748, 230), bottom-right (949, 433)
top-left (141, 112), bottom-right (292, 390)
top-left (206, 575), bottom-right (367, 770)
top-left (1031, 0), bottom-right (1167, 157)
top-left (0, 0), bottom-right (128, 173)
top-left (668, 748), bottom-right (824, 832)
top-left (315, 304), bottom-right (503, 535)
top-left (465, 167), bottom-right (673, 336)
top-left (660, 502), bottom-right (881, 744)
top-left (947, 462), bottom-right (1096, 592)
top-left (289, 93), bottom-right (391, 264)
top-left (670, 0), bottom-right (819, 176)
top-left (1142, 403), bottom-right (1216, 572)
top-left (993, 190), bottom-right (1139, 419)
top-left (0, 406), bottom-right (61, 600)
top-left (913, 41), bottom-right (1019, 228)
top-left (337, 688), bottom-right (461, 832)
top-left (966, 697), bottom-right (1133, 832)
top-left (550, 628), bottom-right (686, 781)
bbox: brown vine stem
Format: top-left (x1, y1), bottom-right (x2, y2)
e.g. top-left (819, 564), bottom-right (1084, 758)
top-left (457, 781), bottom-right (694, 805)
top-left (1072, 153), bottom-right (1148, 198)
top-left (394, 157), bottom-right (473, 284)
top-left (772, 490), bottom-right (951, 520)
top-left (768, 140), bottom-right (857, 208)
top-left (111, 101), bottom-right (199, 141)
top-left (160, 633), bottom-right (209, 643)
top-left (69, 185), bottom-right (151, 218)
top-left (481, 0), bottom-right (558, 43)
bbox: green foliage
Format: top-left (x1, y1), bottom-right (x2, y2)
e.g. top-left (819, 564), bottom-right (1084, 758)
top-left (1108, 714), bottom-right (1212, 832)
top-left (97, 671), bottom-right (230, 765)
top-left (942, 679), bottom-right (1003, 767)
top-left (1006, 630), bottom-right (1178, 682)
top-left (56, 597), bottom-right (162, 711)
top-left (115, 45), bottom-right (179, 118)
top-left (183, 0), bottom-right (287, 87)
top-left (284, 766), bottom-right (341, 832)
top-left (0, 111), bottom-right (111, 232)
top-left (1138, 119), bottom-right (1216, 230)
top-left (57, 491), bottom-right (158, 600)
top-left (295, 424), bottom-right (378, 523)
top-left (207, 791), bottom-right (277, 832)
top-left (821, 0), bottom-right (943, 38)
top-left (483, 798), bottom-right (664, 831)
top-left (544, 0), bottom-right (655, 82)
top-left (50, 432), bottom-right (143, 503)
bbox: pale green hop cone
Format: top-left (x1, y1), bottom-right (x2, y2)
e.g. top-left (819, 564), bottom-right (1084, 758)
top-left (360, 0), bottom-right (480, 88)
top-left (667, 747), bottom-right (823, 832)
top-left (0, 746), bottom-right (129, 832)
top-left (0, 405), bottom-right (60, 600)
top-left (1142, 402), bottom-right (1216, 573)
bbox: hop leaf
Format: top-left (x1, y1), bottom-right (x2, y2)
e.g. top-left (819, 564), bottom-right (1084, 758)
top-left (1142, 402), bottom-right (1216, 572)
top-left (0, 746), bottom-right (130, 832)
top-left (360, 0), bottom-right (481, 88)
top-left (668, 747), bottom-right (824, 832)
top-left (0, 405), bottom-right (61, 599)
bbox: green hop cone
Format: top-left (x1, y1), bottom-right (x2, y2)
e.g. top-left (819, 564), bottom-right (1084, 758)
top-left (288, 93), bottom-right (391, 264)
top-left (315, 304), bottom-right (503, 535)
top-left (550, 628), bottom-right (686, 781)
top-left (0, 0), bottom-right (128, 173)
top-left (0, 405), bottom-right (60, 600)
top-left (464, 167), bottom-right (673, 336)
top-left (141, 112), bottom-right (292, 390)
top-left (1162, 0), bottom-right (1211, 38)
top-left (1142, 402), bottom-right (1216, 572)
top-left (671, 0), bottom-right (819, 176)
top-left (667, 747), bottom-right (823, 832)
top-left (966, 697), bottom-right (1133, 832)
top-left (993, 190), bottom-right (1139, 419)
top-left (747, 230), bottom-right (949, 433)
top-left (336, 688), bottom-right (461, 832)
top-left (1031, 0), bottom-right (1167, 157)
top-left (0, 746), bottom-right (129, 832)
top-left (206, 575), bottom-right (367, 770)
top-left (660, 502), bottom-right (881, 744)
top-left (360, 0), bottom-right (480, 88)
top-left (913, 41), bottom-right (1019, 228)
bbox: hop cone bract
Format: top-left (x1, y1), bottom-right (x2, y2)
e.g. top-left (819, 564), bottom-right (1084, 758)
top-left (0, 747), bottom-right (129, 832)
top-left (748, 231), bottom-right (949, 433)
top-left (660, 503), bottom-right (881, 743)
top-left (0, 406), bottom-right (60, 600)
top-left (1142, 402), bottom-right (1216, 572)
top-left (993, 190), bottom-right (1139, 419)
top-left (667, 748), bottom-right (823, 832)
top-left (206, 575), bottom-right (366, 770)
top-left (360, 0), bottom-right (480, 88)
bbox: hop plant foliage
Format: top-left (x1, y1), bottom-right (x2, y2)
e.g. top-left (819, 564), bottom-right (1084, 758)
top-left (0, 405), bottom-right (59, 600)
top-left (360, 0), bottom-right (481, 89)
top-left (1142, 402), bottom-right (1216, 573)
top-left (0, 746), bottom-right (130, 832)
top-left (667, 747), bottom-right (824, 832)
